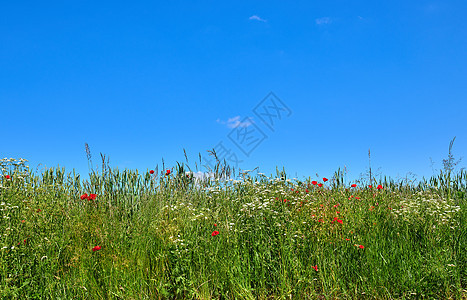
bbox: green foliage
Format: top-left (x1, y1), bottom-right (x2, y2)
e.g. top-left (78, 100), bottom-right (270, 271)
top-left (0, 157), bottom-right (466, 299)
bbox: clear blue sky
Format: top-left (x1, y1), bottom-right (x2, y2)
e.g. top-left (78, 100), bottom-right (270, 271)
top-left (1, 1), bottom-right (466, 182)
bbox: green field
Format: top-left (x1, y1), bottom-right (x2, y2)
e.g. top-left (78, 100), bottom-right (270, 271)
top-left (1, 157), bottom-right (466, 299)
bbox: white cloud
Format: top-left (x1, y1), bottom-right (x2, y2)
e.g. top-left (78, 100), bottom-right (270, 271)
top-left (315, 17), bottom-right (332, 25)
top-left (217, 116), bottom-right (254, 128)
top-left (249, 15), bottom-right (267, 22)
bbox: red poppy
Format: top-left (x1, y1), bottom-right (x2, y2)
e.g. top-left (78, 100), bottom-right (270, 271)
top-left (311, 181), bottom-right (317, 185)
top-left (355, 196), bottom-right (360, 200)
top-left (345, 238), bottom-right (350, 241)
top-left (368, 185), bottom-right (372, 188)
top-left (305, 189), bottom-right (309, 193)
top-left (351, 184), bottom-right (357, 188)
top-left (4, 175), bottom-right (10, 179)
top-left (88, 194), bottom-right (97, 200)
top-left (80, 193), bottom-right (88, 200)
top-left (337, 219), bottom-right (343, 224)
top-left (318, 183), bottom-right (323, 187)
top-left (92, 245), bottom-right (102, 252)
top-left (312, 265), bottom-right (318, 271)
top-left (214, 224), bottom-right (217, 227)
top-left (359, 245), bottom-right (364, 249)
top-left (377, 185), bottom-right (383, 190)
top-left (323, 178), bottom-right (328, 182)
top-left (211, 230), bottom-right (220, 236)
top-left (165, 169), bottom-right (171, 176)
top-left (149, 170), bottom-right (154, 174)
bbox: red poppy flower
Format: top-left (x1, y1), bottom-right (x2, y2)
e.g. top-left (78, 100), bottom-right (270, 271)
top-left (345, 238), bottom-right (350, 241)
top-left (80, 193), bottom-right (88, 200)
top-left (337, 219), bottom-right (343, 224)
top-left (311, 181), bottom-right (317, 185)
top-left (312, 265), bottom-right (318, 271)
top-left (149, 170), bottom-right (154, 174)
top-left (88, 194), bottom-right (97, 200)
top-left (165, 169), bottom-right (171, 176)
top-left (92, 245), bottom-right (101, 252)
top-left (4, 175), bottom-right (10, 179)
top-left (377, 185), bottom-right (383, 190)
top-left (355, 196), bottom-right (360, 200)
top-left (305, 189), bottom-right (309, 193)
top-left (359, 245), bottom-right (364, 249)
top-left (318, 183), bottom-right (323, 187)
top-left (368, 185), bottom-right (372, 188)
top-left (211, 230), bottom-right (220, 236)
top-left (351, 184), bottom-right (357, 188)
top-left (323, 178), bottom-right (328, 182)
top-left (214, 224), bottom-right (217, 227)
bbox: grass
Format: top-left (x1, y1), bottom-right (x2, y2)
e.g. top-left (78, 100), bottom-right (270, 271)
top-left (0, 157), bottom-right (466, 299)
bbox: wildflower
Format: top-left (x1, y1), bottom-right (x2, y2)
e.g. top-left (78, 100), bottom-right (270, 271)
top-left (355, 197), bottom-right (360, 200)
top-left (211, 230), bottom-right (220, 237)
top-left (92, 245), bottom-right (102, 252)
top-left (305, 189), bottom-right (309, 193)
top-left (368, 185), bottom-right (372, 188)
top-left (165, 169), bottom-right (171, 176)
top-left (323, 178), bottom-right (328, 182)
top-left (312, 265), bottom-right (318, 271)
top-left (88, 194), bottom-right (97, 200)
top-left (351, 184), bottom-right (357, 187)
top-left (4, 175), bottom-right (10, 179)
top-left (377, 185), bottom-right (383, 190)
top-left (214, 224), bottom-right (217, 227)
top-left (80, 193), bottom-right (88, 200)
top-left (337, 219), bottom-right (343, 224)
top-left (149, 170), bottom-right (155, 174)
top-left (318, 219), bottom-right (323, 223)
top-left (345, 238), bottom-right (350, 241)
top-left (359, 245), bottom-right (364, 249)
top-left (312, 181), bottom-right (317, 185)
top-left (21, 220), bottom-right (25, 223)
top-left (318, 183), bottom-right (323, 187)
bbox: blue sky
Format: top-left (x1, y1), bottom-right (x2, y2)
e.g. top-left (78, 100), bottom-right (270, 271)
top-left (1, 1), bottom-right (466, 182)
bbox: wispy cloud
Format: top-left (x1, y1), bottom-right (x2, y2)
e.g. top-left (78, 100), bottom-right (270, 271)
top-left (315, 17), bottom-right (332, 25)
top-left (249, 15), bottom-right (267, 22)
top-left (217, 116), bottom-right (254, 128)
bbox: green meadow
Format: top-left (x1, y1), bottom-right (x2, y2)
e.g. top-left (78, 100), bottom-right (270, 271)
top-left (0, 157), bottom-right (466, 299)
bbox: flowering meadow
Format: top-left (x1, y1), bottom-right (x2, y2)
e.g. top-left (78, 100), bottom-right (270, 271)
top-left (0, 157), bottom-right (466, 299)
